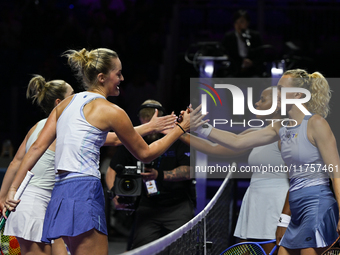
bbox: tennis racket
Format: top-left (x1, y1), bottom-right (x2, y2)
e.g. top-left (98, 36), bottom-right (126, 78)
top-left (321, 235), bottom-right (340, 255)
top-left (0, 227), bottom-right (21, 255)
top-left (0, 171), bottom-right (34, 231)
top-left (219, 239), bottom-right (277, 255)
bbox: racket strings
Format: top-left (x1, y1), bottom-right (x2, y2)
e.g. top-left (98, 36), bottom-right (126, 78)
top-left (323, 248), bottom-right (340, 255)
top-left (322, 236), bottom-right (340, 255)
top-left (221, 243), bottom-right (265, 255)
top-left (0, 227), bottom-right (21, 255)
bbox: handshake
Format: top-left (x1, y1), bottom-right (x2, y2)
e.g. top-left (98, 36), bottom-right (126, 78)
top-left (176, 105), bottom-right (209, 134)
top-left (156, 105), bottom-right (208, 135)
top-left (177, 107), bottom-right (191, 123)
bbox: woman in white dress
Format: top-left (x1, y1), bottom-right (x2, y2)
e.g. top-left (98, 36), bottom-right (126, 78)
top-left (181, 86), bottom-right (289, 254)
top-left (0, 75), bottom-right (74, 255)
top-left (190, 69), bottom-right (340, 255)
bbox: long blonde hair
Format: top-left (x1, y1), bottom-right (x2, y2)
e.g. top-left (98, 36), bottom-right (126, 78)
top-left (63, 48), bottom-right (118, 90)
top-left (283, 69), bottom-right (331, 118)
top-left (27, 75), bottom-right (68, 115)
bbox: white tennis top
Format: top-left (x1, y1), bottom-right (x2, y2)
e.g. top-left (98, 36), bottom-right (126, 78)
top-left (26, 119), bottom-right (55, 190)
top-left (55, 91), bottom-right (108, 179)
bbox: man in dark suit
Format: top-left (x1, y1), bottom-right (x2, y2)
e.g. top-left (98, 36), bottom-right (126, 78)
top-left (221, 10), bottom-right (264, 77)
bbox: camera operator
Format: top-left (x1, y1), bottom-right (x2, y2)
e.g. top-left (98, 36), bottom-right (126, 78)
top-left (221, 9), bottom-right (264, 77)
top-left (106, 100), bottom-right (196, 250)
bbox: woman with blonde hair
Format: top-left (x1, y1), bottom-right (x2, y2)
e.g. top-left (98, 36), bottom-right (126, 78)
top-left (181, 86), bottom-right (289, 254)
top-left (191, 69), bottom-right (340, 255)
top-left (0, 75), bottom-right (74, 255)
top-left (4, 48), bottom-right (193, 255)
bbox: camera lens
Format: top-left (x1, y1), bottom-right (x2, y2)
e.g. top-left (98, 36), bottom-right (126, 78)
top-left (121, 178), bottom-right (135, 192)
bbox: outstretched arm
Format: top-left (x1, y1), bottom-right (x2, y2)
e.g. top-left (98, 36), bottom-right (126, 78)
top-left (106, 104), bottom-right (196, 163)
top-left (208, 125), bottom-right (280, 151)
top-left (104, 110), bottom-right (176, 146)
top-left (190, 105), bottom-right (280, 150)
top-left (179, 128), bottom-right (258, 158)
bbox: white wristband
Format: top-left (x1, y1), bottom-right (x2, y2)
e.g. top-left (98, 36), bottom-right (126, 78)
top-left (277, 213), bottom-right (291, 228)
top-left (196, 123), bottom-right (213, 139)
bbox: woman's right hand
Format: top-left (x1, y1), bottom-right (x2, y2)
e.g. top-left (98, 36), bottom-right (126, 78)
top-left (0, 197), bottom-right (5, 215)
top-left (275, 226), bottom-right (287, 245)
top-left (180, 104), bottom-right (208, 132)
top-left (2, 188), bottom-right (19, 218)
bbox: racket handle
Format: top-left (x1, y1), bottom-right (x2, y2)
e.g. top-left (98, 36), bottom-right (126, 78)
top-left (269, 245), bottom-right (278, 255)
top-left (0, 211), bottom-right (10, 231)
top-left (14, 171), bottom-right (34, 200)
top-left (0, 171), bottom-right (34, 231)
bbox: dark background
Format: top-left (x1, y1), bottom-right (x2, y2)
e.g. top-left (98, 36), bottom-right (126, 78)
top-left (1, 0), bottom-right (340, 155)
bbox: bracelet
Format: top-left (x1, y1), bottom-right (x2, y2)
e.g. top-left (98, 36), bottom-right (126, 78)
top-left (277, 213), bottom-right (291, 228)
top-left (156, 170), bottom-right (164, 181)
top-left (195, 123), bottom-right (213, 139)
top-left (176, 123), bottom-right (186, 134)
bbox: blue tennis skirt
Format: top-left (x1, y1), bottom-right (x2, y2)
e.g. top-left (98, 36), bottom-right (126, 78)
top-left (280, 185), bottom-right (338, 249)
top-left (41, 176), bottom-right (107, 243)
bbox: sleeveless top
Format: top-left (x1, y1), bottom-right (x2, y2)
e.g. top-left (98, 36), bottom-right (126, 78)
top-left (279, 115), bottom-right (329, 192)
top-left (55, 91), bottom-right (108, 179)
top-left (248, 141), bottom-right (289, 187)
top-left (26, 119), bottom-right (55, 190)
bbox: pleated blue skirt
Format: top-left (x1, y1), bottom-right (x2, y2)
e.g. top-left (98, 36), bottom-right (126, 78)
top-left (280, 185), bottom-right (338, 249)
top-left (41, 176), bottom-right (107, 243)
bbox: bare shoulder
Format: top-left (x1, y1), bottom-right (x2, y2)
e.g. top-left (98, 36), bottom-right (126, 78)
top-left (308, 114), bottom-right (329, 129)
top-left (92, 99), bottom-right (132, 130)
top-left (26, 121), bottom-right (40, 139)
top-left (308, 114), bottom-right (333, 142)
top-left (55, 95), bottom-right (75, 118)
top-left (93, 99), bottom-right (127, 117)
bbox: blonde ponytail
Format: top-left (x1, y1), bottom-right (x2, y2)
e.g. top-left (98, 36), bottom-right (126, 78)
top-left (27, 75), bottom-right (68, 115)
top-left (307, 72), bottom-right (331, 118)
top-left (63, 48), bottom-right (118, 90)
top-left (27, 75), bottom-right (47, 105)
top-left (283, 69), bottom-right (331, 118)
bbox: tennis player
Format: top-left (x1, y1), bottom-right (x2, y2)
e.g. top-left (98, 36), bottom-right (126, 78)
top-left (4, 48), bottom-right (193, 255)
top-left (181, 87), bottom-right (289, 254)
top-left (0, 75), bottom-right (73, 255)
top-left (191, 69), bottom-right (340, 255)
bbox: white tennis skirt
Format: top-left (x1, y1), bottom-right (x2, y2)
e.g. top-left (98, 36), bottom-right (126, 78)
top-left (4, 184), bottom-right (52, 242)
top-left (234, 179), bottom-right (289, 240)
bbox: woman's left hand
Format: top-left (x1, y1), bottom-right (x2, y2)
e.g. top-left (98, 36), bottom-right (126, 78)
top-left (148, 110), bottom-right (176, 134)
